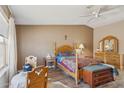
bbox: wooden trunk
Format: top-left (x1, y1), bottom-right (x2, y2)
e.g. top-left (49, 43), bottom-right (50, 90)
top-left (83, 68), bottom-right (114, 88)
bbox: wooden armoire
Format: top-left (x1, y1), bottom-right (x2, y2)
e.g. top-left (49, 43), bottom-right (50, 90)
top-left (95, 36), bottom-right (124, 70)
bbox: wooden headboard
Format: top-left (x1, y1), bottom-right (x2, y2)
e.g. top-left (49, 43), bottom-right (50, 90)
top-left (55, 45), bottom-right (74, 56)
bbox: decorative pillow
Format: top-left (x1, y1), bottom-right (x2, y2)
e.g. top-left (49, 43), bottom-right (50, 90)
top-left (65, 51), bottom-right (75, 56)
top-left (57, 52), bottom-right (67, 56)
top-left (23, 63), bottom-right (32, 72)
top-left (62, 52), bottom-right (68, 56)
top-left (57, 51), bottom-right (75, 56)
top-left (57, 52), bottom-right (62, 56)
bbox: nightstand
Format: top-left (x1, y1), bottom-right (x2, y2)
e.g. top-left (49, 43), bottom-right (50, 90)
top-left (45, 57), bottom-right (56, 69)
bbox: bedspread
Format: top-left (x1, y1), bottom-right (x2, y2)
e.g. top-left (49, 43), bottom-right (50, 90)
top-left (56, 56), bottom-right (103, 72)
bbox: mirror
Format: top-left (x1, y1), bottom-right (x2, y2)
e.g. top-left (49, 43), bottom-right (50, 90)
top-left (104, 39), bottom-right (114, 52)
top-left (97, 36), bottom-right (118, 53)
top-left (97, 41), bottom-right (103, 52)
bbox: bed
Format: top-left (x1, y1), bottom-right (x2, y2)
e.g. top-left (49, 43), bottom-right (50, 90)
top-left (55, 44), bottom-right (103, 85)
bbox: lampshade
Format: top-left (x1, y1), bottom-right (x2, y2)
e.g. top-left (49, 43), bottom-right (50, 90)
top-left (79, 43), bottom-right (84, 49)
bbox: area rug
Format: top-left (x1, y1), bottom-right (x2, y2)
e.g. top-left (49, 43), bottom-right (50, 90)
top-left (48, 68), bottom-right (124, 88)
top-left (48, 81), bottom-right (70, 88)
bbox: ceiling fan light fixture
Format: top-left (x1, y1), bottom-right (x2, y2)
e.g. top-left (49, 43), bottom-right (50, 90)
top-left (92, 11), bottom-right (96, 15)
top-left (95, 14), bottom-right (99, 18)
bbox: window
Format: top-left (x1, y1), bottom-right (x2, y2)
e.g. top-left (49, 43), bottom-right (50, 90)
top-left (0, 8), bottom-right (9, 69)
top-left (0, 36), bottom-right (3, 42)
top-left (0, 36), bottom-right (7, 68)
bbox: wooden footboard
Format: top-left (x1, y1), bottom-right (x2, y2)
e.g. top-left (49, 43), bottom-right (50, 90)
top-left (54, 44), bottom-right (83, 85)
top-left (57, 63), bottom-right (76, 78)
top-left (57, 62), bottom-right (83, 85)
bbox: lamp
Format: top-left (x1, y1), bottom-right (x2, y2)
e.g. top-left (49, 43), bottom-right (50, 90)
top-left (78, 43), bottom-right (85, 55)
top-left (79, 43), bottom-right (84, 50)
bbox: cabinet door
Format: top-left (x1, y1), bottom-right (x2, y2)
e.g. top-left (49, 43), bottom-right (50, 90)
top-left (105, 53), bottom-right (113, 64)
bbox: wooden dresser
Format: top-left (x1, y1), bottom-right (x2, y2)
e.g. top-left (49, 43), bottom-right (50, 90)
top-left (83, 65), bottom-right (114, 88)
top-left (95, 52), bottom-right (124, 70)
top-left (95, 35), bottom-right (124, 70)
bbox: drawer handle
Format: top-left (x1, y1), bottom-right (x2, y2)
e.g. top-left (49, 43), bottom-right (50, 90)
top-left (95, 74), bottom-right (99, 77)
top-left (95, 80), bottom-right (98, 81)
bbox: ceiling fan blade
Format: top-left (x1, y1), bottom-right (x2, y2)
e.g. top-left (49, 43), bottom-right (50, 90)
top-left (87, 17), bottom-right (95, 23)
top-left (100, 9), bottom-right (119, 16)
top-left (97, 16), bottom-right (106, 22)
top-left (95, 7), bottom-right (102, 18)
top-left (101, 5), bottom-right (121, 12)
top-left (80, 14), bottom-right (92, 17)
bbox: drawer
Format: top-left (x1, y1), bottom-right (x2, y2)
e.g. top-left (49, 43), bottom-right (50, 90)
top-left (94, 74), bottom-right (113, 81)
top-left (107, 61), bottom-right (114, 64)
top-left (93, 69), bottom-right (112, 77)
top-left (94, 77), bottom-right (113, 87)
top-left (94, 71), bottom-right (112, 77)
top-left (112, 55), bottom-right (120, 58)
top-left (113, 62), bottom-right (120, 66)
top-left (112, 58), bottom-right (120, 62)
top-left (114, 65), bottom-right (120, 69)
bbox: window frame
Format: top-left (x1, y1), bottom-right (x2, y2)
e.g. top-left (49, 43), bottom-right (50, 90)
top-left (0, 35), bottom-right (7, 68)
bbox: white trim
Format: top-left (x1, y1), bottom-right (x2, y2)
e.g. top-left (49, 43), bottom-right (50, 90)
top-left (0, 6), bottom-right (9, 25)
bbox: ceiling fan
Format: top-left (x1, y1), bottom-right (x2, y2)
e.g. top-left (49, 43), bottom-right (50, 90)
top-left (80, 5), bottom-right (120, 23)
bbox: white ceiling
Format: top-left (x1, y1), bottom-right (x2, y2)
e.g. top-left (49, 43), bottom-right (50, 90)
top-left (10, 5), bottom-right (124, 28)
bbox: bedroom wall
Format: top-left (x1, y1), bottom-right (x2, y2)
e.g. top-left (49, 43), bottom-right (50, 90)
top-left (16, 25), bottom-right (93, 70)
top-left (94, 20), bottom-right (124, 55)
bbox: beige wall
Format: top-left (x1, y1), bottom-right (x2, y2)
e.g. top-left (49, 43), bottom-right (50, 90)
top-left (16, 25), bottom-right (93, 70)
top-left (94, 20), bottom-right (124, 54)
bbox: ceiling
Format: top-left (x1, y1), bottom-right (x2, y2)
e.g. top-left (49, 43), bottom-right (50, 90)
top-left (10, 5), bottom-right (124, 28)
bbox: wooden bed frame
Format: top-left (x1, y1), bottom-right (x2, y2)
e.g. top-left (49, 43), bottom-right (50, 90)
top-left (55, 44), bottom-right (83, 85)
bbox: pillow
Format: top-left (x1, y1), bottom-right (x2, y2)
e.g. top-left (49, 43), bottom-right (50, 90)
top-left (65, 51), bottom-right (75, 56)
top-left (57, 51), bottom-right (75, 56)
top-left (62, 52), bottom-right (68, 56)
top-left (57, 52), bottom-right (62, 56)
top-left (71, 51), bottom-right (75, 56)
top-left (57, 56), bottom-right (64, 63)
top-left (23, 63), bottom-right (32, 72)
top-left (57, 52), bottom-right (67, 56)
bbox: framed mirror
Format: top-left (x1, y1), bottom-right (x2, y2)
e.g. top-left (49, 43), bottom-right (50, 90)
top-left (97, 40), bottom-right (103, 52)
top-left (97, 36), bottom-right (118, 53)
top-left (104, 39), bottom-right (114, 52)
